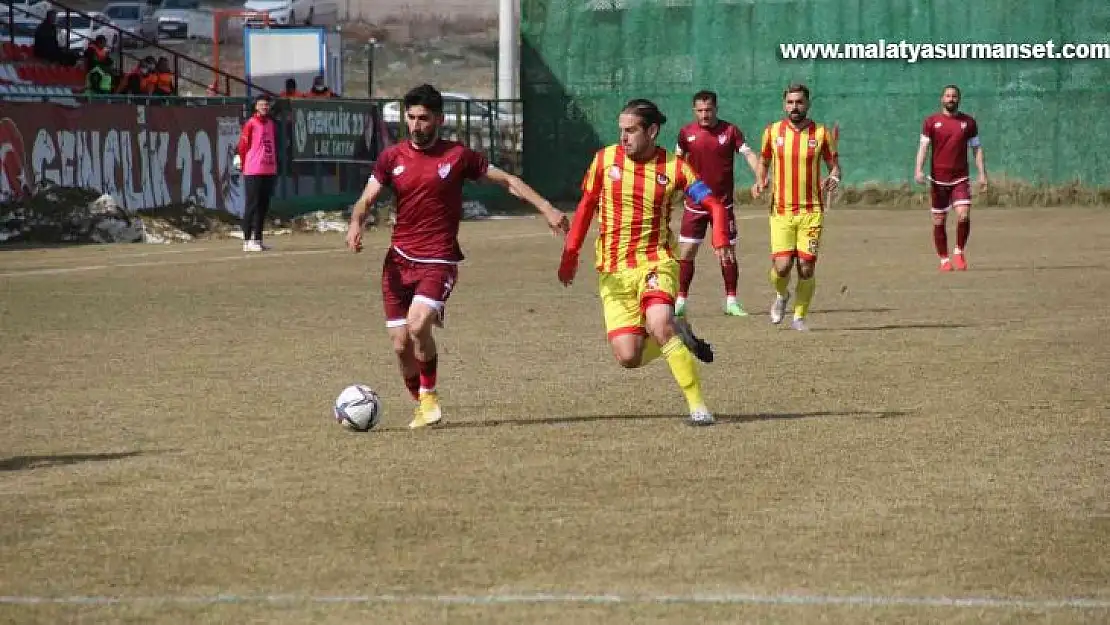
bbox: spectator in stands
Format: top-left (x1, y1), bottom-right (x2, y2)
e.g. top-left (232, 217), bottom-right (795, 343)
top-left (152, 56), bottom-right (174, 96)
top-left (306, 75), bottom-right (336, 97)
top-left (33, 10), bottom-right (78, 66)
top-left (280, 78), bottom-right (304, 98)
top-left (117, 56), bottom-right (155, 95)
top-left (86, 57), bottom-right (114, 94)
top-left (84, 35), bottom-right (110, 71)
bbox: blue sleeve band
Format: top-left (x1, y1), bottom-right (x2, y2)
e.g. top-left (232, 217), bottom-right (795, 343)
top-left (686, 180), bottom-right (711, 204)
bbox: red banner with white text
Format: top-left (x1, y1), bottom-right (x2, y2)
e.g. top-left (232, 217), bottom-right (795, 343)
top-left (0, 102), bottom-right (247, 215)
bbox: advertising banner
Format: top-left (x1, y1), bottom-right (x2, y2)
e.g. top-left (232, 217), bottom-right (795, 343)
top-left (291, 99), bottom-right (385, 163)
top-left (0, 102), bottom-right (246, 215)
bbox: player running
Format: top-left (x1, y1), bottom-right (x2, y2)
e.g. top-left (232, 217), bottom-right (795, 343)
top-left (674, 90), bottom-right (761, 317)
top-left (753, 83), bottom-right (840, 331)
top-left (346, 84), bottom-right (568, 429)
top-left (558, 98), bottom-right (733, 426)
top-left (914, 84), bottom-right (988, 271)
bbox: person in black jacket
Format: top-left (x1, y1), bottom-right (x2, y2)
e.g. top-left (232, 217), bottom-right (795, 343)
top-left (33, 11), bottom-right (78, 66)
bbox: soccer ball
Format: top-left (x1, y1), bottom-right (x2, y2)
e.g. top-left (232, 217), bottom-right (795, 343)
top-left (334, 384), bottom-right (382, 431)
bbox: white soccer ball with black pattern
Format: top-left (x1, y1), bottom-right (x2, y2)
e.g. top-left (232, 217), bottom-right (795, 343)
top-left (334, 384), bottom-right (382, 431)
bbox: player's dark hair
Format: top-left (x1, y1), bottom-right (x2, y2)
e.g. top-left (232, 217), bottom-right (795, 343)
top-left (621, 98), bottom-right (667, 130)
top-left (942, 84), bottom-right (961, 97)
top-left (692, 90), bottom-right (717, 106)
top-left (403, 83), bottom-right (444, 115)
top-left (783, 83), bottom-right (810, 101)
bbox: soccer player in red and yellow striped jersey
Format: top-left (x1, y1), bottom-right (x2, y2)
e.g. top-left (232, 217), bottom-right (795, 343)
top-left (754, 83), bottom-right (841, 331)
top-left (558, 99), bottom-right (733, 426)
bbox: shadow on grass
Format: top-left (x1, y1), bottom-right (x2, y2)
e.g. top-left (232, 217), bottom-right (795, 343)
top-left (0, 450), bottom-right (167, 472)
top-left (810, 322), bottom-right (974, 332)
top-left (365, 409), bottom-right (913, 433)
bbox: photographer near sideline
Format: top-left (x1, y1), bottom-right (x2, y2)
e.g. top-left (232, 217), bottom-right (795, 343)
top-left (234, 96), bottom-right (278, 252)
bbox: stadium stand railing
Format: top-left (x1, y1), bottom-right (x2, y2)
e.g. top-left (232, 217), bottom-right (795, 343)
top-left (1, 0), bottom-right (272, 98)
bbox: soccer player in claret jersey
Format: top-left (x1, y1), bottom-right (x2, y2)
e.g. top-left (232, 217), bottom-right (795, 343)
top-left (558, 99), bottom-right (733, 426)
top-left (674, 90), bottom-right (761, 317)
top-left (915, 84), bottom-right (988, 271)
top-left (753, 83), bottom-right (840, 331)
top-left (347, 84), bottom-right (568, 429)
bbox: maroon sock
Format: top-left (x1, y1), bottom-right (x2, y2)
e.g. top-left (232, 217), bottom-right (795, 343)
top-left (933, 223), bottom-right (948, 258)
top-left (403, 374), bottom-right (420, 400)
top-left (418, 356), bottom-right (438, 393)
top-left (678, 259), bottom-right (695, 298)
top-left (956, 219), bottom-right (970, 250)
top-left (720, 259), bottom-right (738, 297)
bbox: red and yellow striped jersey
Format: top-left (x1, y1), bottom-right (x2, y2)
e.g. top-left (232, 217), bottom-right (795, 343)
top-left (572, 145), bottom-right (700, 273)
top-left (760, 119), bottom-right (838, 215)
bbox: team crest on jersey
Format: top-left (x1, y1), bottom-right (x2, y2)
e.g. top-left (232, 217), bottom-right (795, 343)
top-left (934, 121), bottom-right (943, 128)
top-left (608, 165), bottom-right (622, 180)
top-left (656, 173), bottom-right (669, 186)
top-left (775, 136), bottom-right (785, 146)
top-left (808, 139), bottom-right (818, 148)
top-left (392, 164), bottom-right (405, 176)
top-left (687, 135), bottom-right (696, 142)
top-left (437, 162), bottom-right (452, 178)
top-left (960, 122), bottom-right (967, 130)
top-left (717, 134), bottom-right (727, 145)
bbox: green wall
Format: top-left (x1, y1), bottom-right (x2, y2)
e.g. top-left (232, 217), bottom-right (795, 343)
top-left (522, 0), bottom-right (1110, 201)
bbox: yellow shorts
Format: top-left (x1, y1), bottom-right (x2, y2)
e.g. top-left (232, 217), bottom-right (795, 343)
top-left (769, 212), bottom-right (824, 261)
top-left (598, 260), bottom-right (679, 340)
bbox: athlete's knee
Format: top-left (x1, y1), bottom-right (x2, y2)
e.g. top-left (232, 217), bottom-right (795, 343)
top-left (772, 257), bottom-right (794, 276)
top-left (388, 327), bottom-right (412, 357)
top-left (679, 242), bottom-right (700, 260)
top-left (609, 337), bottom-right (642, 368)
top-left (797, 260), bottom-right (817, 279)
top-left (643, 305), bottom-right (675, 344)
top-left (931, 212), bottom-right (948, 226)
top-left (406, 303), bottom-right (439, 338)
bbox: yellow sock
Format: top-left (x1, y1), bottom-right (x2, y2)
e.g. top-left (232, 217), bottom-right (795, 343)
top-left (794, 277), bottom-right (816, 318)
top-left (770, 267), bottom-right (790, 296)
top-left (661, 337), bottom-right (705, 411)
top-left (639, 337), bottom-right (662, 366)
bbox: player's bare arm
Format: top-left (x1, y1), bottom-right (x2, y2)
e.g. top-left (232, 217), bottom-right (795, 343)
top-left (822, 151), bottom-right (841, 194)
top-left (557, 188), bottom-right (600, 286)
top-left (971, 140), bottom-right (988, 190)
top-left (753, 157), bottom-right (771, 198)
top-left (914, 134), bottom-right (930, 185)
top-left (739, 144), bottom-right (761, 180)
top-left (482, 166), bottom-right (569, 235)
top-left (346, 175), bottom-right (384, 253)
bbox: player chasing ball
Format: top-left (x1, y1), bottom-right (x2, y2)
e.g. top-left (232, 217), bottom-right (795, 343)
top-left (674, 90), bottom-right (762, 318)
top-left (753, 83), bottom-right (840, 332)
top-left (558, 98), bottom-right (732, 426)
top-left (346, 84), bottom-right (568, 429)
top-left (914, 84), bottom-right (988, 271)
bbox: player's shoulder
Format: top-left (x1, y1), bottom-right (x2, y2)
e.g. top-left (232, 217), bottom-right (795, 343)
top-left (957, 111), bottom-right (979, 125)
top-left (437, 139), bottom-right (474, 156)
top-left (669, 150), bottom-right (696, 176)
top-left (595, 144), bottom-right (620, 160)
top-left (378, 142), bottom-right (406, 161)
top-left (677, 120), bottom-right (699, 135)
top-left (718, 118), bottom-right (739, 132)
